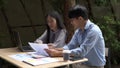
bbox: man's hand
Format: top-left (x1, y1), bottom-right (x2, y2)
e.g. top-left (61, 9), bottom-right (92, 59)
top-left (54, 48), bottom-right (64, 51)
top-left (45, 49), bottom-right (63, 57)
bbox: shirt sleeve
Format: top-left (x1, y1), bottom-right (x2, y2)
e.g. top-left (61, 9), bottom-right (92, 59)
top-left (53, 29), bottom-right (66, 48)
top-left (35, 30), bottom-right (47, 43)
top-left (63, 30), bottom-right (79, 50)
top-left (70, 29), bottom-right (99, 57)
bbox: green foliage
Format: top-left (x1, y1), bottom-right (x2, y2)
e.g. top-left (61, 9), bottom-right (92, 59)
top-left (93, 0), bottom-right (120, 64)
top-left (95, 0), bottom-right (120, 6)
top-left (95, 0), bottom-right (110, 6)
top-left (96, 16), bottom-right (120, 64)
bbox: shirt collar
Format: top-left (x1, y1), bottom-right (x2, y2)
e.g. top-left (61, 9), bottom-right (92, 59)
top-left (84, 19), bottom-right (92, 30)
top-left (77, 19), bottom-right (92, 32)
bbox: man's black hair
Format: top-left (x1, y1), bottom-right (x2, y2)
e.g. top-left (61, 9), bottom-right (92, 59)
top-left (68, 5), bottom-right (88, 20)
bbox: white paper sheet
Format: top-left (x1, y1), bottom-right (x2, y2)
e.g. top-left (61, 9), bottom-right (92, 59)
top-left (28, 42), bottom-right (49, 56)
top-left (9, 54), bottom-right (32, 61)
top-left (9, 52), bottom-right (45, 61)
top-left (23, 57), bottom-right (59, 66)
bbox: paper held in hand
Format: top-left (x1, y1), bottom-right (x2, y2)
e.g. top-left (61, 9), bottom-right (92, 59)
top-left (28, 42), bottom-right (49, 56)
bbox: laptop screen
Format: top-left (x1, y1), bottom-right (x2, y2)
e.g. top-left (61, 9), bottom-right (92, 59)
top-left (12, 31), bottom-right (23, 49)
top-left (12, 31), bottom-right (34, 52)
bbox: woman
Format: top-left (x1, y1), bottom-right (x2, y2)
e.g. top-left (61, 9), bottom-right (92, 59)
top-left (35, 11), bottom-right (66, 48)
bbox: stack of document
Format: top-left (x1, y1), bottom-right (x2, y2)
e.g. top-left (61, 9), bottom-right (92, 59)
top-left (23, 57), bottom-right (59, 66)
top-left (9, 52), bottom-right (45, 61)
top-left (9, 53), bottom-right (59, 66)
top-left (9, 53), bottom-right (33, 61)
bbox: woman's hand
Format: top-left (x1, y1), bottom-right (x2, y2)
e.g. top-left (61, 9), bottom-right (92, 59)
top-left (34, 40), bottom-right (43, 44)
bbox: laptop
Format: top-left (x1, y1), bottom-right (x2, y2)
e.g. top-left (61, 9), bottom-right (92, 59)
top-left (13, 31), bottom-right (34, 52)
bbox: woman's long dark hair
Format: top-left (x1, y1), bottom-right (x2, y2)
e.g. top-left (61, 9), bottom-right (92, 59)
top-left (45, 11), bottom-right (65, 43)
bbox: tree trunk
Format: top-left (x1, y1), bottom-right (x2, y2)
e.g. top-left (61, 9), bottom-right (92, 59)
top-left (86, 0), bottom-right (95, 21)
top-left (109, 0), bottom-right (117, 21)
top-left (63, 0), bottom-right (76, 43)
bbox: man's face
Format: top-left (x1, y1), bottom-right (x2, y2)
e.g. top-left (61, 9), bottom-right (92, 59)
top-left (70, 18), bottom-right (79, 29)
top-left (70, 16), bottom-right (84, 30)
top-left (70, 17), bottom-right (81, 30)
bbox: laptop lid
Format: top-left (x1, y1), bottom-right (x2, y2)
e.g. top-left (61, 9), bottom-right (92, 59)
top-left (13, 31), bottom-right (34, 52)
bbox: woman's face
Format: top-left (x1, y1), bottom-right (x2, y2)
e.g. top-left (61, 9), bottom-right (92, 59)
top-left (47, 16), bottom-right (57, 31)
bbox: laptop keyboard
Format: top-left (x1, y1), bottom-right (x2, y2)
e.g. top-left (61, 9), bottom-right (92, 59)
top-left (23, 46), bottom-right (33, 50)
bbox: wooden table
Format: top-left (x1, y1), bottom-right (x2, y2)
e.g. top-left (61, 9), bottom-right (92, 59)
top-left (0, 47), bottom-right (88, 68)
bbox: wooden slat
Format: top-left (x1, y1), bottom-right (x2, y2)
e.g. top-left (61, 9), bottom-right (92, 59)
top-left (3, 0), bottom-right (30, 26)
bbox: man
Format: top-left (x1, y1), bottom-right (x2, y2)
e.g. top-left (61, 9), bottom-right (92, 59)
top-left (45, 5), bottom-right (106, 68)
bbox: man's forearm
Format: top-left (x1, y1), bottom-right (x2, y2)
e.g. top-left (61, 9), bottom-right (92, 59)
top-left (56, 51), bottom-right (63, 57)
